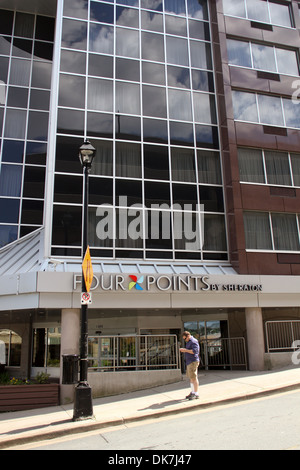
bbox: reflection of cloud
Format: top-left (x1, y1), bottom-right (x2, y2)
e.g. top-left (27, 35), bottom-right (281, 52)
top-left (0, 81), bottom-right (6, 105)
top-left (90, 24), bottom-right (114, 54)
top-left (232, 91), bottom-right (258, 122)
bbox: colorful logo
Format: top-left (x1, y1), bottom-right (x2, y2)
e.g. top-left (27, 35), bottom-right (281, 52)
top-left (129, 275), bottom-right (144, 291)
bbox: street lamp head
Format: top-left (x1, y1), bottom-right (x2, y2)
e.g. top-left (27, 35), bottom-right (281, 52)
top-left (79, 140), bottom-right (96, 168)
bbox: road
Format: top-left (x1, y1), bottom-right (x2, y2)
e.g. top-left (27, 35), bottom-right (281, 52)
top-left (9, 389), bottom-right (300, 451)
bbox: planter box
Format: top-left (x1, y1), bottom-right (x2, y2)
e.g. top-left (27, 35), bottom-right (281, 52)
top-left (0, 384), bottom-right (60, 412)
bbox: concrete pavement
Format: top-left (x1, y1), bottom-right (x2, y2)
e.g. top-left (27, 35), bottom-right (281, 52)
top-left (0, 366), bottom-right (300, 449)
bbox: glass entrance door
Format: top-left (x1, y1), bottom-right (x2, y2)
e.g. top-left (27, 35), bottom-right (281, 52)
top-left (183, 320), bottom-right (229, 370)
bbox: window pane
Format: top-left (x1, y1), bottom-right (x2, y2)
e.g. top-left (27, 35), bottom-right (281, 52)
top-left (115, 81), bottom-right (140, 114)
top-left (144, 144), bottom-right (169, 180)
top-left (142, 32), bottom-right (165, 62)
top-left (168, 89), bottom-right (192, 121)
top-left (232, 91), bottom-right (258, 122)
top-left (252, 44), bottom-right (276, 73)
top-left (264, 151), bottom-right (292, 186)
top-left (15, 12), bottom-right (34, 38)
top-left (57, 108), bottom-right (84, 135)
top-left (203, 214), bottom-right (227, 251)
top-left (165, 15), bottom-right (187, 36)
top-left (89, 24), bottom-right (113, 54)
top-left (2, 140), bottom-right (24, 163)
top-left (87, 112), bottom-right (113, 138)
top-left (246, 0), bottom-right (269, 23)
top-left (165, 0), bottom-right (186, 15)
top-left (167, 66), bottom-right (190, 89)
top-left (9, 58), bottom-right (31, 86)
top-left (116, 28), bottom-right (139, 58)
top-left (27, 111), bottom-right (49, 141)
top-left (291, 153), bottom-right (300, 186)
top-left (59, 74), bottom-right (85, 108)
top-left (0, 165), bottom-right (22, 197)
top-left (144, 182), bottom-right (170, 206)
top-left (61, 50), bottom-right (86, 74)
top-left (283, 98), bottom-right (300, 128)
top-left (238, 148), bottom-right (265, 183)
top-left (0, 199), bottom-right (19, 223)
top-left (4, 109), bottom-right (27, 138)
top-left (269, 2), bottom-right (291, 28)
top-left (143, 118), bottom-right (168, 144)
top-left (187, 0), bottom-right (208, 20)
top-left (116, 142), bottom-right (141, 178)
top-left (227, 39), bottom-right (251, 68)
top-left (90, 140), bottom-right (113, 176)
top-left (142, 85), bottom-right (167, 118)
top-left (258, 95), bottom-right (284, 126)
top-left (190, 41), bottom-right (212, 70)
top-left (142, 62), bottom-right (165, 85)
top-left (23, 166), bottom-right (46, 198)
top-left (0, 226), bottom-right (18, 247)
top-left (88, 78), bottom-right (113, 112)
top-left (116, 58), bottom-right (139, 81)
top-left (171, 148), bottom-right (196, 182)
top-left (64, 0), bottom-right (88, 19)
top-left (197, 150), bottom-right (222, 184)
top-left (115, 115), bottom-right (141, 140)
top-left (116, 6), bottom-right (139, 28)
top-left (222, 0), bottom-right (246, 17)
top-left (243, 212), bottom-right (272, 250)
top-left (170, 121), bottom-right (194, 146)
top-left (62, 19), bottom-right (87, 50)
top-left (52, 205), bottom-right (82, 246)
top-left (166, 37), bottom-right (189, 66)
top-left (272, 214), bottom-right (300, 251)
top-left (193, 93), bottom-right (217, 124)
top-left (54, 174), bottom-right (82, 203)
top-left (141, 11), bottom-right (163, 32)
top-left (21, 200), bottom-right (44, 224)
top-left (90, 2), bottom-right (114, 23)
top-left (276, 49), bottom-right (299, 76)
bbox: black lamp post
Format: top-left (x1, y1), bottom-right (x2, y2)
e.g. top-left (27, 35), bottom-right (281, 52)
top-left (73, 140), bottom-right (96, 421)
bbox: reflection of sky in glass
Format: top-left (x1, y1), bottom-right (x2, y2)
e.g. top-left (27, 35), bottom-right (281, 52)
top-left (283, 99), bottom-right (300, 129)
top-left (252, 44), bottom-right (276, 73)
top-left (232, 91), bottom-right (258, 122)
top-left (257, 95), bottom-right (284, 126)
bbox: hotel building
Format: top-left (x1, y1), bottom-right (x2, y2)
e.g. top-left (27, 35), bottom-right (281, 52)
top-left (0, 0), bottom-right (300, 401)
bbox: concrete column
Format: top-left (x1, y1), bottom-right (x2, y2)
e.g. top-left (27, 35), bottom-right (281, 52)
top-left (60, 308), bottom-right (80, 405)
top-left (245, 307), bottom-right (265, 371)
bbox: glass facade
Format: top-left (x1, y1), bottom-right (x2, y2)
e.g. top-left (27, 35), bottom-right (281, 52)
top-left (0, 10), bottom-right (55, 247)
top-left (51, 0), bottom-right (227, 261)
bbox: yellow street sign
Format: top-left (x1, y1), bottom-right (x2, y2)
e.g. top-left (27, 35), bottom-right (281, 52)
top-left (82, 246), bottom-right (93, 292)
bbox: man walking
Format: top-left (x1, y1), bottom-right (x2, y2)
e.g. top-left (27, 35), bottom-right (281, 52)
top-left (180, 331), bottom-right (200, 400)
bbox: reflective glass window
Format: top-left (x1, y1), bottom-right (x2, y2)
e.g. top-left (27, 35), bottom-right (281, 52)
top-left (52, 205), bottom-right (82, 247)
top-left (0, 164), bottom-right (22, 197)
top-left (35, 16), bottom-right (55, 41)
top-left (89, 24), bottom-right (114, 54)
top-left (276, 49), bottom-right (299, 76)
top-left (7, 87), bottom-right (28, 108)
top-left (246, 0), bottom-right (269, 23)
top-left (200, 186), bottom-right (224, 212)
top-left (197, 150), bottom-right (222, 184)
top-left (9, 59), bottom-right (31, 86)
top-left (188, 19), bottom-right (210, 40)
top-left (190, 41), bottom-right (212, 69)
top-left (116, 7), bottom-right (139, 28)
top-left (0, 36), bottom-right (11, 56)
top-left (269, 1), bottom-right (291, 27)
top-left (187, 0), bottom-right (208, 20)
top-left (115, 115), bottom-right (141, 140)
top-left (34, 41), bottom-right (53, 62)
top-left (116, 58), bottom-right (139, 81)
top-left (90, 140), bottom-right (113, 176)
top-left (165, 15), bottom-right (187, 36)
top-left (0, 199), bottom-right (19, 223)
top-left (25, 142), bottom-right (47, 165)
top-left (23, 166), bottom-right (46, 198)
top-left (2, 140), bottom-right (24, 163)
top-left (172, 183), bottom-right (198, 208)
top-left (142, 85), bottom-right (167, 118)
top-left (257, 94), bottom-right (284, 126)
top-left (15, 13), bottom-right (34, 38)
top-left (166, 36), bottom-right (188, 66)
top-left (116, 142), bottom-right (141, 178)
top-left (115, 81), bottom-right (140, 114)
top-left (90, 2), bottom-right (114, 23)
top-left (31, 61), bottom-right (52, 89)
top-left (87, 112), bottom-right (113, 138)
top-left (21, 200), bottom-right (44, 225)
top-left (168, 89), bottom-right (192, 121)
top-left (193, 93), bottom-right (217, 124)
top-left (283, 98), bottom-right (300, 129)
top-left (144, 144), bottom-right (169, 180)
top-left (192, 70), bottom-right (214, 92)
top-left (203, 214), bottom-right (227, 251)
top-left (143, 118), bottom-right (168, 144)
top-left (252, 44), bottom-right (276, 73)
top-left (116, 179), bottom-right (142, 206)
top-left (171, 147), bottom-right (196, 182)
top-left (232, 91), bottom-right (258, 122)
top-left (167, 66), bottom-right (190, 89)
top-left (0, 225), bottom-right (18, 247)
top-left (164, 0), bottom-right (186, 16)
top-left (54, 174), bottom-right (83, 203)
top-left (116, 28), bottom-right (139, 58)
top-left (87, 78), bottom-right (113, 112)
top-left (144, 181), bottom-right (171, 206)
top-left (30, 90), bottom-right (50, 111)
top-left (142, 32), bottom-right (165, 62)
top-left (12, 38), bottom-right (33, 58)
top-left (57, 108), bottom-right (84, 135)
top-left (63, 0), bottom-right (88, 19)
top-left (89, 177), bottom-right (113, 205)
top-left (170, 121), bottom-right (194, 146)
top-left (4, 109), bottom-right (27, 139)
top-left (59, 74), bottom-right (86, 108)
top-left (61, 50), bottom-right (86, 74)
top-left (55, 136), bottom-right (84, 173)
top-left (195, 124), bottom-right (219, 149)
top-left (227, 39), bottom-right (252, 68)
top-left (141, 11), bottom-right (163, 32)
top-left (0, 10), bottom-right (14, 35)
top-left (62, 19), bottom-right (87, 50)
top-left (142, 62), bottom-right (165, 85)
top-left (89, 54), bottom-right (113, 78)
top-left (141, 0), bottom-right (163, 11)
top-left (27, 111), bottom-right (49, 141)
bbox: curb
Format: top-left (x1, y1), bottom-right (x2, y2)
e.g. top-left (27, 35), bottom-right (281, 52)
top-left (1, 382), bottom-right (300, 449)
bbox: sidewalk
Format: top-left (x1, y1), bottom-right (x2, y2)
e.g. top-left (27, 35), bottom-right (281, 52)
top-left (1, 366), bottom-right (300, 449)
